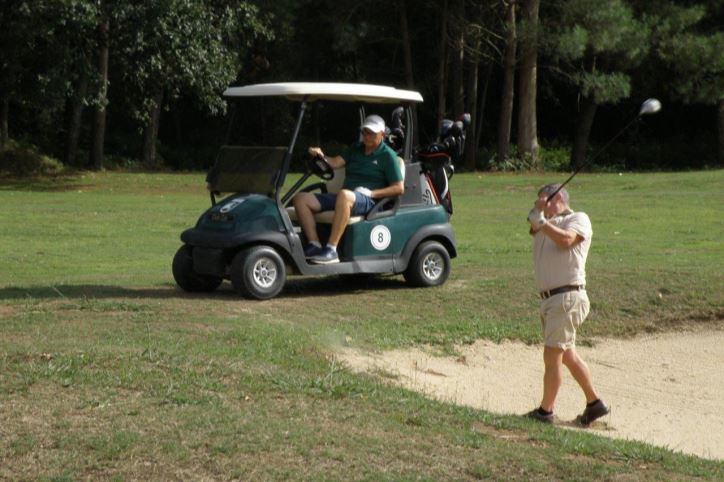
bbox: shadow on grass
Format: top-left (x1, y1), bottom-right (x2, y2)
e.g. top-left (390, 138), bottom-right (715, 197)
top-left (0, 173), bottom-right (90, 192)
top-left (284, 274), bottom-right (408, 297)
top-left (0, 276), bottom-right (409, 302)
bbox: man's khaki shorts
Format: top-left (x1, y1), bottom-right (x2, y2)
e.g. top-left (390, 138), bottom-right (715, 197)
top-left (539, 290), bottom-right (590, 350)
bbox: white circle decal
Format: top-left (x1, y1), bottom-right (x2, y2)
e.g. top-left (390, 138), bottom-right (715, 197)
top-left (370, 225), bottom-right (391, 251)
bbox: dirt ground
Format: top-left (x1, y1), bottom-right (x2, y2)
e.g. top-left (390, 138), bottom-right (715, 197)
top-left (336, 330), bottom-right (724, 461)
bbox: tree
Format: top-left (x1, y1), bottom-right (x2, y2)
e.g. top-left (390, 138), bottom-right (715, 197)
top-left (90, 5), bottom-right (109, 171)
top-left (112, 1), bottom-right (250, 165)
top-left (516, 0), bottom-right (539, 164)
top-left (644, 0), bottom-right (724, 164)
top-left (545, 0), bottom-right (649, 167)
top-left (497, 0), bottom-right (517, 163)
top-left (449, 0), bottom-right (466, 120)
top-left (0, 2), bottom-right (57, 148)
top-left (436, 0), bottom-right (450, 133)
top-left (398, 0), bottom-right (419, 144)
top-left (411, 1), bottom-right (501, 170)
top-left (461, 1), bottom-right (499, 171)
top-left (0, 2), bottom-right (33, 147)
top-left (60, 2), bottom-right (98, 168)
top-left (0, 0), bottom-right (101, 162)
top-left (462, 23), bottom-right (482, 171)
top-left (399, 0), bottom-right (415, 90)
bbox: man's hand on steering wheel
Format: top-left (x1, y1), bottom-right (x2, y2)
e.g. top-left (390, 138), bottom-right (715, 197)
top-left (306, 153), bottom-right (334, 181)
top-left (308, 147), bottom-right (324, 158)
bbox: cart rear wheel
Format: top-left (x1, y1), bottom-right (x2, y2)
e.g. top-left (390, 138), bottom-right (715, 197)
top-left (231, 246), bottom-right (286, 299)
top-left (403, 240), bottom-right (450, 287)
top-left (172, 245), bottom-right (223, 292)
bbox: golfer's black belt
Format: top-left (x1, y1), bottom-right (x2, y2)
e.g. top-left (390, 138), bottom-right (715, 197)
top-left (540, 285), bottom-right (585, 300)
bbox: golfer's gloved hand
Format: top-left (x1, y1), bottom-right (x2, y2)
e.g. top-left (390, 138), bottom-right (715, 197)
top-left (354, 186), bottom-right (372, 197)
top-left (527, 208), bottom-right (546, 229)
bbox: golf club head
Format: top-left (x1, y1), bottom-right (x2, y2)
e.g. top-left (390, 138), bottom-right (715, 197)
top-left (639, 98), bottom-right (662, 116)
top-left (458, 112), bottom-right (471, 128)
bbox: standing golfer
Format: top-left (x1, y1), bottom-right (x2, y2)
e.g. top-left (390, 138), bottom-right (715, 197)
top-left (525, 184), bottom-right (609, 425)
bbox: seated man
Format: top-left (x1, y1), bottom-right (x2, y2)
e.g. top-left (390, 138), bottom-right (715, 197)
top-left (292, 114), bottom-right (404, 264)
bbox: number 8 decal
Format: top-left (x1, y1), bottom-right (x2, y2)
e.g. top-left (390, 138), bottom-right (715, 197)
top-left (370, 225), bottom-right (391, 251)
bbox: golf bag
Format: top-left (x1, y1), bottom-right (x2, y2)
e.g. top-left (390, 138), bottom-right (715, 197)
top-left (414, 113), bottom-right (470, 215)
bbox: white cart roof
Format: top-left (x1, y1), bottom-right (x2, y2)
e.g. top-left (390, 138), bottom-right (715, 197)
top-left (223, 82), bottom-right (423, 104)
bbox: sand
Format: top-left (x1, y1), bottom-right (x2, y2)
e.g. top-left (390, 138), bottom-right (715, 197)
top-left (336, 330), bottom-right (724, 461)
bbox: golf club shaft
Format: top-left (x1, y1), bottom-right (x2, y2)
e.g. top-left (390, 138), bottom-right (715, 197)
top-left (546, 115), bottom-right (641, 202)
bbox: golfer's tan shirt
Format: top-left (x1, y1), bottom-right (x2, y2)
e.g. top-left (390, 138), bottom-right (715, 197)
top-left (533, 210), bottom-right (592, 292)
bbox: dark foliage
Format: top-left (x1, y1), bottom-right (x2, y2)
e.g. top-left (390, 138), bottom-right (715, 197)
top-left (1, 0), bottom-right (721, 172)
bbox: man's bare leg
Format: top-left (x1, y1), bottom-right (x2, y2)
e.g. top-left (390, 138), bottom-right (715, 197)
top-left (541, 345), bottom-right (564, 412)
top-left (562, 348), bottom-right (599, 403)
top-left (292, 192), bottom-right (322, 244)
top-left (327, 189), bottom-right (355, 247)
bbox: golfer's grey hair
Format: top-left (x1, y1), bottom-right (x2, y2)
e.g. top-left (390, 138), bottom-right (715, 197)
top-left (539, 183), bottom-right (569, 205)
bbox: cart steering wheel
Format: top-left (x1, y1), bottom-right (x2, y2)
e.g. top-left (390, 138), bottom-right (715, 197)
top-left (307, 154), bottom-right (334, 181)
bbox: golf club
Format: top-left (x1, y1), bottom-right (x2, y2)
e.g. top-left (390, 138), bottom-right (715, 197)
top-left (546, 98), bottom-right (662, 202)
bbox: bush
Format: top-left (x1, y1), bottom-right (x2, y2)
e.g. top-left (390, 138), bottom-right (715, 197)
top-left (476, 142), bottom-right (572, 172)
top-left (538, 143), bottom-right (571, 171)
top-left (103, 154), bottom-right (146, 171)
top-left (0, 140), bottom-right (66, 177)
top-left (480, 146), bottom-right (541, 172)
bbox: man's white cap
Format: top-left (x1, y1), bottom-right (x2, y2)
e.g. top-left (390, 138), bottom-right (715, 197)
top-left (360, 114), bottom-right (386, 134)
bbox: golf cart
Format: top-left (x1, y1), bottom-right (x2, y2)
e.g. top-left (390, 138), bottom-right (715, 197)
top-left (173, 82), bottom-right (465, 299)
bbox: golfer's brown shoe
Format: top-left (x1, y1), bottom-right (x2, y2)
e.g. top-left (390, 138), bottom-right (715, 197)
top-left (578, 399), bottom-right (610, 426)
top-left (526, 408), bottom-right (555, 424)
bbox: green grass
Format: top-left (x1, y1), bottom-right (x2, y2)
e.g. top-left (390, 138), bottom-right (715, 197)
top-left (1, 170), bottom-right (722, 480)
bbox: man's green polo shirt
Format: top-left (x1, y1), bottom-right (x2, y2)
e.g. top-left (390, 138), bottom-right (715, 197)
top-left (340, 142), bottom-right (402, 190)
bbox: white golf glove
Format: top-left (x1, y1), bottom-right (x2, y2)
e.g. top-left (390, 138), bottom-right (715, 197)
top-left (354, 186), bottom-right (372, 197)
top-left (527, 208), bottom-right (546, 229)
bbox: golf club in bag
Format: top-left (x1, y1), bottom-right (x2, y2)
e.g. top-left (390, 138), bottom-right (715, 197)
top-left (384, 106), bottom-right (408, 155)
top-left (546, 98), bottom-right (662, 202)
top-left (416, 113), bottom-right (471, 214)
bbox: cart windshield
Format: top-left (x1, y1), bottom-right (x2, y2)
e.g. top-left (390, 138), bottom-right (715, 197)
top-left (206, 146), bottom-right (287, 196)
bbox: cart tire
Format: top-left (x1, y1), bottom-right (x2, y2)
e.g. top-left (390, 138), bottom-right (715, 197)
top-left (172, 245), bottom-right (223, 292)
top-left (403, 240), bottom-right (450, 287)
top-left (231, 245), bottom-right (286, 300)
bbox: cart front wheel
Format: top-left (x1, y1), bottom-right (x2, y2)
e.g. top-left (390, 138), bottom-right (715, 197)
top-left (231, 246), bottom-right (286, 300)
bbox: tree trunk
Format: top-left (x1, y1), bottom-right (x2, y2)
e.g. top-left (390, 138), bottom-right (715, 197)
top-left (718, 98), bottom-right (724, 165)
top-left (0, 98), bottom-right (8, 148)
top-left (400, 0), bottom-right (414, 89)
top-left (399, 0), bottom-right (418, 145)
top-left (450, 0), bottom-right (465, 119)
top-left (570, 95), bottom-right (598, 169)
top-left (463, 32), bottom-right (482, 171)
top-left (497, 0), bottom-right (517, 163)
top-left (475, 62), bottom-right (494, 151)
top-left (172, 109), bottom-right (183, 146)
top-left (436, 0), bottom-right (449, 133)
top-left (142, 89), bottom-right (164, 165)
top-left (516, 0), bottom-right (540, 165)
top-left (90, 16), bottom-right (109, 171)
top-left (65, 74), bottom-right (89, 166)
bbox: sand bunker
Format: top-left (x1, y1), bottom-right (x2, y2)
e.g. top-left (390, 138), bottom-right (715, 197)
top-left (337, 330), bottom-right (724, 460)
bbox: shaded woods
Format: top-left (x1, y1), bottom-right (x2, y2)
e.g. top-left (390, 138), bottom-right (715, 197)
top-left (1, 0), bottom-right (722, 173)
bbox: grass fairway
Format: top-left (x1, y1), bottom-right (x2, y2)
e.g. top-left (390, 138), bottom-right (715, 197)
top-left (1, 170), bottom-right (722, 480)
